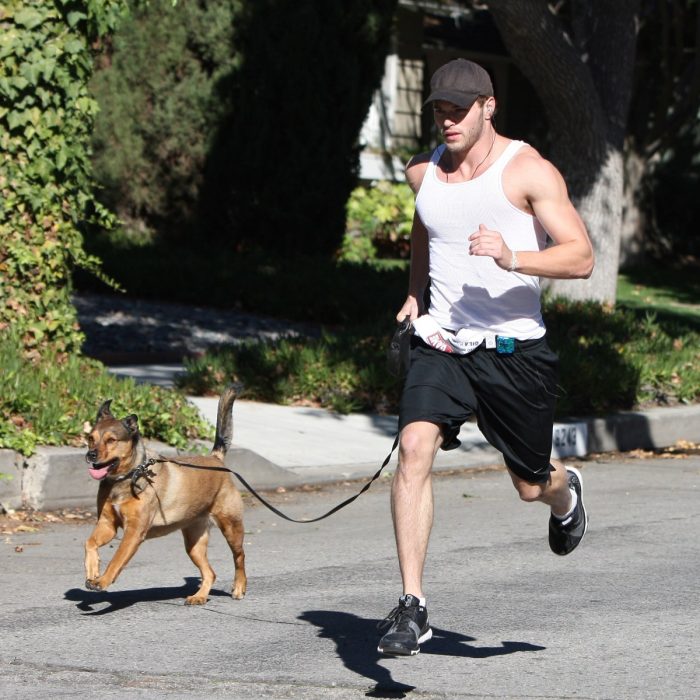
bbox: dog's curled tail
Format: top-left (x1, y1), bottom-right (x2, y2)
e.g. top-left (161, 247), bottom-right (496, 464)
top-left (211, 383), bottom-right (243, 459)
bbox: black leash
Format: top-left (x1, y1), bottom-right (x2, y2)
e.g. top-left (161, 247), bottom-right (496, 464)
top-left (138, 434), bottom-right (400, 523)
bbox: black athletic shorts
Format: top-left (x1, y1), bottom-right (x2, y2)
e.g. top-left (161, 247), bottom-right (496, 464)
top-left (399, 334), bottom-right (560, 484)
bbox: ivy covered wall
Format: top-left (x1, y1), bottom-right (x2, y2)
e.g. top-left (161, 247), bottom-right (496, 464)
top-left (0, 0), bottom-right (126, 355)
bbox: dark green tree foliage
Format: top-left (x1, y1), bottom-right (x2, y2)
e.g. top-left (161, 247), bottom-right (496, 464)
top-left (201, 0), bottom-right (397, 256)
top-left (648, 127), bottom-right (700, 259)
top-left (90, 0), bottom-right (241, 241)
top-left (629, 0), bottom-right (700, 260)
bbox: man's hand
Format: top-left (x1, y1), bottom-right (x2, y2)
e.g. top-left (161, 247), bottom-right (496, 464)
top-left (396, 296), bottom-right (420, 322)
top-left (468, 224), bottom-right (512, 270)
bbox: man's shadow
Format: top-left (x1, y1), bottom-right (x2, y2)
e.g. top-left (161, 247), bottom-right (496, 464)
top-left (64, 577), bottom-right (230, 615)
top-left (298, 610), bottom-right (546, 699)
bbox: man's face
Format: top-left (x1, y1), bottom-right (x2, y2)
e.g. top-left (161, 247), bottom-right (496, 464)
top-left (432, 99), bottom-right (485, 153)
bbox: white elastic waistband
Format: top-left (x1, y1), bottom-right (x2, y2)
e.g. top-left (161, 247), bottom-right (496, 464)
top-left (412, 315), bottom-right (494, 355)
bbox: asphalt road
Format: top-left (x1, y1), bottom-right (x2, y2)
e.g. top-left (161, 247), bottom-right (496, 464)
top-left (1, 454), bottom-right (698, 699)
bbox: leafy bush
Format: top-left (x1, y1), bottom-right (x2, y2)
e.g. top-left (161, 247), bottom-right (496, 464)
top-left (89, 0), bottom-right (241, 242)
top-left (545, 298), bottom-right (700, 416)
top-left (340, 181), bottom-right (414, 262)
top-left (544, 300), bottom-right (641, 416)
top-left (88, 0), bottom-right (397, 255)
top-left (642, 125), bottom-right (700, 260)
top-left (177, 298), bottom-right (700, 418)
top-left (0, 332), bottom-right (213, 456)
top-left (178, 325), bottom-right (400, 415)
top-left (199, 0), bottom-right (397, 256)
top-left (0, 0), bottom-right (125, 354)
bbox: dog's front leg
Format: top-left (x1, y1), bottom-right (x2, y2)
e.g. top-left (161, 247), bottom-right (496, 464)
top-left (85, 510), bottom-right (119, 585)
top-left (86, 510), bottom-right (150, 591)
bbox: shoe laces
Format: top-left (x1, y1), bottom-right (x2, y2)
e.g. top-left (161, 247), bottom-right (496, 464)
top-left (377, 598), bottom-right (418, 633)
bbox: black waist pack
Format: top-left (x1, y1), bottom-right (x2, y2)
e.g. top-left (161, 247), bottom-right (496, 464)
top-left (386, 316), bottom-right (413, 378)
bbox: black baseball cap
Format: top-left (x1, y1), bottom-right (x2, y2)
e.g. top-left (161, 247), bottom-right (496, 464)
top-left (424, 59), bottom-right (494, 109)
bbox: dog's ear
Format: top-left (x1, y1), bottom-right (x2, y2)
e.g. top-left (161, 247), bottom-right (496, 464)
top-left (123, 414), bottom-right (140, 436)
top-left (96, 400), bottom-right (114, 423)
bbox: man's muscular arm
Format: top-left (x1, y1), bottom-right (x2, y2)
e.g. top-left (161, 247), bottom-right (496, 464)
top-left (468, 151), bottom-right (594, 279)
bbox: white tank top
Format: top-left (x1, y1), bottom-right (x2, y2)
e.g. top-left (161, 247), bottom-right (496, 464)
top-left (415, 140), bottom-right (547, 340)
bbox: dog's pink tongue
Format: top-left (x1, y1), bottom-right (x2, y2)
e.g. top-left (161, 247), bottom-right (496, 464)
top-left (88, 465), bottom-right (111, 480)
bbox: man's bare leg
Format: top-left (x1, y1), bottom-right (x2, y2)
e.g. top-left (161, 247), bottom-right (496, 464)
top-left (508, 459), bottom-right (571, 513)
top-left (509, 459), bottom-right (588, 556)
top-left (391, 421), bottom-right (443, 598)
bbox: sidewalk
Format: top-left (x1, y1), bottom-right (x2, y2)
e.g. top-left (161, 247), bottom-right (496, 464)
top-left (111, 363), bottom-right (700, 471)
top-left (2, 362), bottom-right (700, 512)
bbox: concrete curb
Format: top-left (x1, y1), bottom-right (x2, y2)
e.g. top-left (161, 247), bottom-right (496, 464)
top-left (0, 449), bottom-right (23, 510)
top-left (1, 404), bottom-right (699, 512)
top-left (586, 404), bottom-right (700, 452)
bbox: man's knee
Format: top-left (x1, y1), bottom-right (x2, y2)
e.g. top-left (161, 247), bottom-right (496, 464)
top-left (396, 422), bottom-right (442, 479)
top-left (510, 469), bottom-right (551, 502)
top-left (398, 422), bottom-right (441, 472)
top-left (514, 480), bottom-right (546, 502)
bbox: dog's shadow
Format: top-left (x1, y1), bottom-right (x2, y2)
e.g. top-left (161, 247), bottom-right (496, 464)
top-left (64, 577), bottom-right (229, 615)
top-left (298, 610), bottom-right (546, 698)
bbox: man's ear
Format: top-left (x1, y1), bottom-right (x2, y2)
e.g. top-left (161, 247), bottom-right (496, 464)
top-left (485, 96), bottom-right (497, 119)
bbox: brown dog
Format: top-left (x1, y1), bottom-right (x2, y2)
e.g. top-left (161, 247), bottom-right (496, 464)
top-left (83, 384), bottom-right (247, 605)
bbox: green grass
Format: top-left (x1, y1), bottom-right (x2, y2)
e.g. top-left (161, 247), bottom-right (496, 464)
top-left (611, 264), bottom-right (700, 413)
top-left (617, 265), bottom-right (700, 328)
top-left (544, 298), bottom-right (700, 416)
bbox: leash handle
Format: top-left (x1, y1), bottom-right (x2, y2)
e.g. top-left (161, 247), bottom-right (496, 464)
top-left (159, 433), bottom-right (400, 523)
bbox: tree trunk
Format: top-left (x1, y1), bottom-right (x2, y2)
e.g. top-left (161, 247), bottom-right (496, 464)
top-left (546, 148), bottom-right (623, 301)
top-left (485, 0), bottom-right (640, 303)
top-left (619, 146), bottom-right (649, 269)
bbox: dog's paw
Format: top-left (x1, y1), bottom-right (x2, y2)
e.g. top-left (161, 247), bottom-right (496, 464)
top-left (184, 594), bottom-right (208, 606)
top-left (85, 578), bottom-right (104, 592)
top-left (231, 587), bottom-right (246, 600)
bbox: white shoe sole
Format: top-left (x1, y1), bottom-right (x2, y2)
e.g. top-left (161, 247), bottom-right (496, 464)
top-left (378, 628), bottom-right (433, 656)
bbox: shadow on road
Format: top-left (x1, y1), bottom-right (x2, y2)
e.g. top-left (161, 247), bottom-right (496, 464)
top-left (64, 577), bottom-right (229, 614)
top-left (299, 609), bottom-right (546, 698)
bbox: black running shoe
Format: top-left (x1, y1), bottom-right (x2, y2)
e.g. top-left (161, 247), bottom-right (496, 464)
top-left (377, 594), bottom-right (432, 656)
top-left (549, 466), bottom-right (588, 555)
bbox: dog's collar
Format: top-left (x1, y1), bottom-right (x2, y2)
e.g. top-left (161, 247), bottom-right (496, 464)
top-left (113, 457), bottom-right (159, 495)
